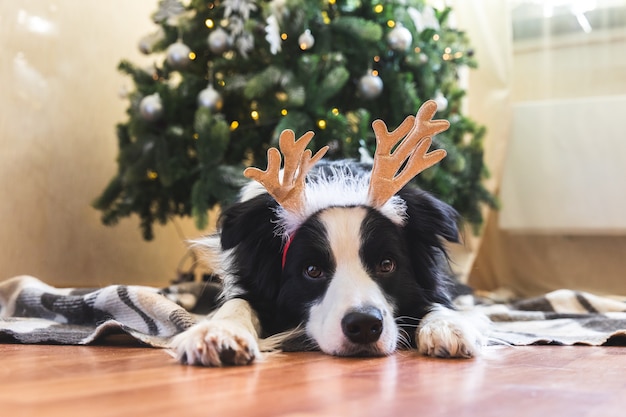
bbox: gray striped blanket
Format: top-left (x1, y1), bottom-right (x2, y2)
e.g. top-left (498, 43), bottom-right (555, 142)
top-left (1, 275), bottom-right (625, 348)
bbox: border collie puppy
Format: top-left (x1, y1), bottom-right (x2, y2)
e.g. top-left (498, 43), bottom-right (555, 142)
top-left (171, 101), bottom-right (486, 366)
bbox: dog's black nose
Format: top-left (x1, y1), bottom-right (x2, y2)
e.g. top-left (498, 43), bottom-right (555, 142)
top-left (341, 307), bottom-right (383, 344)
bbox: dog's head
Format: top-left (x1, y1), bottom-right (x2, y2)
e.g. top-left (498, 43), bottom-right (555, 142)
top-left (199, 101), bottom-right (458, 356)
top-left (281, 187), bottom-right (459, 356)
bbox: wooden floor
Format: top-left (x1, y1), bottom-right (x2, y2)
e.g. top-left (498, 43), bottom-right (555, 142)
top-left (0, 344), bottom-right (624, 417)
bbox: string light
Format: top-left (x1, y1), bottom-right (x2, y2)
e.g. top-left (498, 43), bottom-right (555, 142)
top-left (281, 33), bottom-right (288, 40)
top-left (188, 52), bottom-right (196, 60)
top-left (454, 51), bottom-right (463, 59)
top-left (281, 109), bottom-right (288, 116)
top-left (387, 20), bottom-right (395, 28)
top-left (328, 0), bottom-right (336, 4)
top-left (250, 110), bottom-right (260, 121)
top-left (371, 69), bottom-right (379, 76)
top-left (322, 11), bottom-right (330, 24)
top-left (414, 46), bottom-right (421, 53)
top-left (331, 108), bottom-right (339, 116)
top-left (433, 34), bottom-right (440, 41)
top-left (374, 4), bottom-right (383, 13)
top-left (193, 133), bottom-right (199, 140)
top-left (147, 170), bottom-right (158, 180)
top-left (230, 121), bottom-right (239, 130)
top-left (220, 19), bottom-right (228, 27)
top-left (205, 19), bottom-right (214, 28)
top-left (317, 119), bottom-right (327, 129)
top-left (373, 55), bottom-right (380, 62)
top-left (444, 47), bottom-right (452, 54)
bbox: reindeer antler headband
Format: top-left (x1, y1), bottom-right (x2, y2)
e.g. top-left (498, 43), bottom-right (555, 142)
top-left (244, 100), bottom-right (449, 234)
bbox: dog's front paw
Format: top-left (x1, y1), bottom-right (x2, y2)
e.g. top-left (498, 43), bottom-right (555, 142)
top-left (416, 307), bottom-right (486, 359)
top-left (170, 320), bottom-right (260, 366)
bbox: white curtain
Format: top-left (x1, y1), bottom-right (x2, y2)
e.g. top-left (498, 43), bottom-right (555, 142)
top-left (468, 0), bottom-right (626, 296)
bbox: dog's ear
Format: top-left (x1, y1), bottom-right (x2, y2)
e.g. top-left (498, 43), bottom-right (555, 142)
top-left (397, 187), bottom-right (460, 307)
top-left (398, 187), bottom-right (461, 245)
top-left (218, 193), bottom-right (284, 330)
top-left (219, 193), bottom-right (281, 250)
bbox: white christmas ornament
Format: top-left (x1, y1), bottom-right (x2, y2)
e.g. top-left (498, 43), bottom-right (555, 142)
top-left (139, 93), bottom-right (163, 121)
top-left (358, 73), bottom-right (383, 99)
top-left (235, 32), bottom-right (255, 58)
top-left (298, 29), bottom-right (315, 50)
top-left (197, 85), bottom-right (223, 111)
top-left (387, 24), bottom-right (413, 51)
top-left (423, 6), bottom-right (441, 30)
top-left (208, 28), bottom-right (231, 54)
top-left (265, 15), bottom-right (282, 55)
top-left (269, 0), bottom-right (289, 20)
top-left (434, 91), bottom-right (448, 111)
top-left (166, 42), bottom-right (191, 69)
top-left (153, 0), bottom-right (186, 25)
top-left (408, 6), bottom-right (440, 32)
top-left (223, 0), bottom-right (258, 21)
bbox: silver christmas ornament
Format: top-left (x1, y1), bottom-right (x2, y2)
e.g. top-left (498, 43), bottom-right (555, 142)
top-left (138, 38), bottom-right (153, 55)
top-left (434, 91), bottom-right (448, 111)
top-left (298, 29), bottom-right (315, 50)
top-left (208, 28), bottom-right (231, 54)
top-left (139, 93), bottom-right (163, 121)
top-left (197, 85), bottom-right (223, 111)
top-left (387, 24), bottom-right (413, 51)
top-left (357, 73), bottom-right (383, 99)
top-left (138, 27), bottom-right (165, 55)
top-left (166, 41), bottom-right (191, 69)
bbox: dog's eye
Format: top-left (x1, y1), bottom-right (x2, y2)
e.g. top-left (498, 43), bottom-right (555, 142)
top-left (303, 265), bottom-right (324, 280)
top-left (377, 258), bottom-right (396, 274)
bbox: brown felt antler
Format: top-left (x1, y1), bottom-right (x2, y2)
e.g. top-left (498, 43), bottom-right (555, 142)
top-left (243, 129), bottom-right (329, 213)
top-left (368, 100), bottom-right (449, 208)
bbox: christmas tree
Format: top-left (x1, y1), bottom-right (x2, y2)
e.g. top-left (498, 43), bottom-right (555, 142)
top-left (94, 0), bottom-right (496, 240)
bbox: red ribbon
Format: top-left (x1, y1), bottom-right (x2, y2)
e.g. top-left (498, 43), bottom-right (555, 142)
top-left (281, 233), bottom-right (295, 270)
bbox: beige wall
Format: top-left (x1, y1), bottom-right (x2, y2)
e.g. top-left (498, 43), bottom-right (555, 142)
top-left (0, 1), bottom-right (204, 287)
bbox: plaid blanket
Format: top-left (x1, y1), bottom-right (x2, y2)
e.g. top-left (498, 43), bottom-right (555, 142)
top-left (1, 275), bottom-right (626, 348)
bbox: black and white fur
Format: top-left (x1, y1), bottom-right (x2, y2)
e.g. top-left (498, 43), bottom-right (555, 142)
top-left (171, 162), bottom-right (486, 366)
